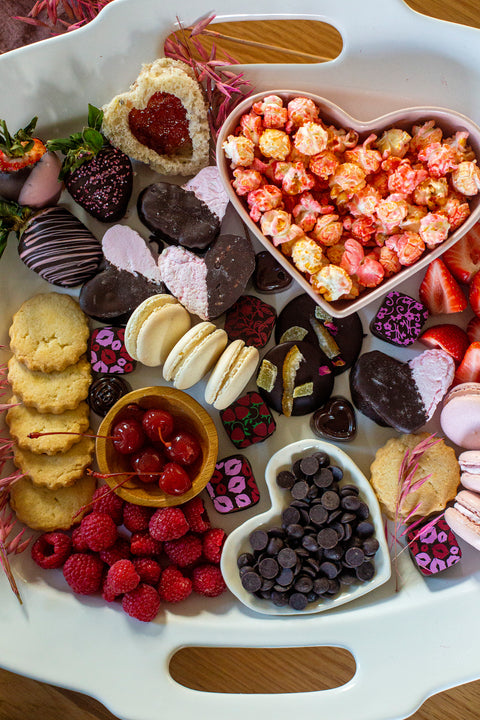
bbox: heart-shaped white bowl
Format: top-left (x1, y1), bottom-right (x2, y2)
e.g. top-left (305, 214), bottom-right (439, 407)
top-left (220, 438), bottom-right (391, 615)
top-left (216, 90), bottom-right (480, 318)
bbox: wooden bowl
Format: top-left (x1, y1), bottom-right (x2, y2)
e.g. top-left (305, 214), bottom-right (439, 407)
top-left (96, 386), bottom-right (218, 507)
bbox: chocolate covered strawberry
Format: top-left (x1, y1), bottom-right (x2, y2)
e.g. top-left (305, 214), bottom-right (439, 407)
top-left (47, 105), bottom-right (133, 223)
top-left (0, 199), bottom-right (102, 286)
top-left (0, 116), bottom-right (63, 208)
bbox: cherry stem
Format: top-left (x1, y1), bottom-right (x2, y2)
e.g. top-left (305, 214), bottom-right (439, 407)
top-left (157, 426), bottom-right (172, 449)
top-left (28, 431), bottom-right (117, 440)
top-left (73, 472), bottom-right (133, 520)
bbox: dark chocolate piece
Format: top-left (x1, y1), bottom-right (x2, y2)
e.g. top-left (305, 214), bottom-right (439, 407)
top-left (256, 340), bottom-right (334, 416)
top-left (220, 391), bottom-right (276, 449)
top-left (253, 250), bottom-right (293, 293)
top-left (79, 263), bottom-right (166, 325)
top-left (88, 375), bottom-right (131, 416)
top-left (349, 350), bottom-right (427, 433)
top-left (275, 294), bottom-right (363, 375)
top-left (224, 295), bottom-right (276, 349)
top-left (310, 396), bottom-right (357, 442)
top-left (137, 182), bottom-right (220, 251)
top-left (206, 454), bottom-right (260, 514)
top-left (18, 206), bottom-right (103, 287)
top-left (204, 234), bottom-right (255, 318)
top-left (406, 515), bottom-right (461, 576)
top-left (370, 291), bottom-right (429, 346)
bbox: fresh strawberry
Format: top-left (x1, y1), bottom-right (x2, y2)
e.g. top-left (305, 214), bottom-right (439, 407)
top-left (469, 271), bottom-right (480, 317)
top-left (0, 117), bottom-right (62, 208)
top-left (454, 341), bottom-right (480, 384)
top-left (47, 104), bottom-right (132, 223)
top-left (443, 226), bottom-right (480, 284)
top-left (467, 316), bottom-right (480, 343)
top-left (0, 117), bottom-right (46, 172)
top-left (418, 323), bottom-right (469, 365)
top-left (418, 258), bottom-right (468, 315)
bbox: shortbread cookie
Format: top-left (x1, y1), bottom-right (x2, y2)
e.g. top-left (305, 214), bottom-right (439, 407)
top-left (8, 355), bottom-right (91, 414)
top-left (369, 432), bottom-right (460, 520)
top-left (10, 474), bottom-right (96, 531)
top-left (13, 432), bottom-right (95, 489)
top-left (6, 397), bottom-right (90, 455)
top-left (9, 292), bottom-right (89, 373)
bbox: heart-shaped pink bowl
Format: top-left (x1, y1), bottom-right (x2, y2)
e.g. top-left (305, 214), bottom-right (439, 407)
top-left (216, 90), bottom-right (480, 318)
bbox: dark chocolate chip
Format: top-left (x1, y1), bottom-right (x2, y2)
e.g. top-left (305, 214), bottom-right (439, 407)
top-left (341, 495), bottom-right (361, 512)
top-left (277, 470), bottom-right (296, 489)
top-left (294, 576), bottom-right (313, 594)
top-left (345, 546), bottom-right (365, 568)
top-left (319, 561), bottom-right (340, 579)
top-left (314, 468), bottom-right (334, 488)
top-left (282, 506), bottom-right (300, 526)
top-left (271, 590), bottom-right (289, 606)
top-left (340, 484), bottom-right (360, 497)
top-left (357, 521), bottom-right (375, 538)
top-left (289, 592), bottom-right (309, 611)
top-left (291, 480), bottom-right (310, 500)
top-left (317, 527), bottom-right (339, 549)
top-left (321, 490), bottom-right (340, 510)
top-left (300, 455), bottom-right (320, 476)
top-left (278, 547), bottom-right (297, 568)
top-left (267, 537), bottom-right (285, 555)
top-left (329, 465), bottom-right (344, 482)
top-left (313, 577), bottom-right (330, 595)
top-left (259, 557), bottom-right (280, 579)
top-left (302, 535), bottom-right (319, 553)
top-left (276, 567), bottom-right (294, 586)
top-left (356, 561), bottom-right (375, 581)
top-left (237, 552), bottom-right (255, 568)
top-left (250, 530), bottom-right (269, 551)
top-left (356, 502), bottom-right (371, 520)
top-left (286, 524), bottom-right (304, 539)
top-left (309, 505), bottom-right (328, 526)
top-left (323, 545), bottom-right (344, 561)
top-left (241, 571), bottom-right (262, 592)
top-left (363, 537), bottom-right (380, 556)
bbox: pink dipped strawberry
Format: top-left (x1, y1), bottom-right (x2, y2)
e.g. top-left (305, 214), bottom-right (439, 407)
top-left (47, 105), bottom-right (132, 223)
top-left (0, 116), bottom-right (63, 208)
top-left (455, 342), bottom-right (480, 384)
top-left (443, 226), bottom-right (480, 284)
top-left (418, 258), bottom-right (468, 315)
top-left (418, 324), bottom-right (469, 366)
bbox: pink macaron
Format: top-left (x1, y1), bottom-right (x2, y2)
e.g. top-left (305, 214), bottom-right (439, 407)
top-left (445, 489), bottom-right (480, 551)
top-left (440, 382), bottom-right (480, 449)
top-left (458, 450), bottom-right (480, 492)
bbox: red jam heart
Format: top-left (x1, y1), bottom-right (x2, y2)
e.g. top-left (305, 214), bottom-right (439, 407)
top-left (310, 395), bottom-right (357, 441)
top-left (128, 92), bottom-right (192, 156)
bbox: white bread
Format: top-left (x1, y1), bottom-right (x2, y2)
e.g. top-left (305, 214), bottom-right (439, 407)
top-left (102, 58), bottom-right (210, 176)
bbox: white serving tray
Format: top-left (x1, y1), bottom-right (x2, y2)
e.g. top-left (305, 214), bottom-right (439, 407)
top-left (1, 1), bottom-right (480, 719)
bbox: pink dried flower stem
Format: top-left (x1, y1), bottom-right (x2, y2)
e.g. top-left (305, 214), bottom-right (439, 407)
top-left (0, 499), bottom-right (30, 604)
top-left (390, 434), bottom-right (441, 591)
top-left (13, 0), bottom-right (115, 34)
top-left (164, 15), bottom-right (254, 150)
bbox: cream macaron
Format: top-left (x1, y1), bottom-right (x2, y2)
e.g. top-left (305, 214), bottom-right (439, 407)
top-left (124, 294), bottom-right (191, 367)
top-left (205, 339), bottom-right (259, 410)
top-left (163, 321), bottom-right (228, 390)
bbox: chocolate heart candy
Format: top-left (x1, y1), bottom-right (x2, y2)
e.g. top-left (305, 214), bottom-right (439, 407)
top-left (310, 396), bottom-right (357, 442)
top-left (253, 251), bottom-right (292, 293)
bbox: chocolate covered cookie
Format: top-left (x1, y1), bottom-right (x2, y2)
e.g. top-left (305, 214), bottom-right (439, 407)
top-left (138, 181), bottom-right (220, 251)
top-left (275, 294), bottom-right (363, 375)
top-left (253, 251), bottom-right (292, 293)
top-left (256, 341), bottom-right (334, 417)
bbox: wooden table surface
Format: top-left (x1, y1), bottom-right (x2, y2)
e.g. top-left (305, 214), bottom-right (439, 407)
top-left (1, 1), bottom-right (480, 718)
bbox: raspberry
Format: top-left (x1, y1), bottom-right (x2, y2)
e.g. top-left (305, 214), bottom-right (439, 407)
top-left (192, 564), bottom-right (227, 597)
top-left (132, 557), bottom-right (162, 585)
top-left (122, 583), bottom-right (161, 622)
top-left (99, 536), bottom-right (131, 566)
top-left (164, 533), bottom-right (203, 568)
top-left (149, 507), bottom-right (189, 542)
top-left (130, 530), bottom-right (162, 557)
top-left (71, 525), bottom-right (89, 552)
top-left (90, 486), bottom-right (124, 524)
top-left (102, 576), bottom-right (117, 603)
top-left (80, 512), bottom-right (118, 552)
top-left (31, 532), bottom-right (72, 569)
top-left (63, 553), bottom-right (104, 595)
top-left (105, 559), bottom-right (140, 596)
top-left (202, 528), bottom-right (226, 564)
top-left (183, 497), bottom-right (211, 533)
top-left (157, 565), bottom-right (192, 603)
top-left (123, 502), bottom-right (153, 533)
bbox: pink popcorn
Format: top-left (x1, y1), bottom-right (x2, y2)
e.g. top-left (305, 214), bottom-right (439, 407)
top-left (441, 194), bottom-right (471, 230)
top-left (347, 185), bottom-right (381, 217)
top-left (451, 161), bottom-right (480, 196)
top-left (417, 142), bottom-right (458, 178)
top-left (444, 131), bottom-right (475, 162)
top-left (259, 129), bottom-right (291, 160)
top-left (260, 209), bottom-right (292, 238)
top-left (329, 127), bottom-right (359, 153)
top-left (355, 255), bottom-right (385, 287)
top-left (286, 97), bottom-right (319, 130)
top-left (294, 122), bottom-right (329, 155)
top-left (311, 214), bottom-right (343, 246)
top-left (376, 193), bottom-right (408, 232)
top-left (385, 231), bottom-right (425, 265)
top-left (329, 162), bottom-right (366, 199)
top-left (253, 94), bottom-right (284, 114)
top-left (376, 128), bottom-right (411, 158)
top-left (387, 158), bottom-right (428, 195)
top-left (309, 150), bottom-right (340, 181)
top-left (239, 113), bottom-right (264, 144)
top-left (247, 184), bottom-right (283, 221)
top-left (310, 264), bottom-right (353, 301)
top-left (291, 236), bottom-right (325, 274)
top-left (350, 215), bottom-right (376, 243)
top-left (232, 167), bottom-right (263, 196)
top-left (274, 223), bottom-right (305, 248)
top-left (413, 176), bottom-right (449, 207)
top-left (282, 162), bottom-right (315, 195)
top-left (292, 192), bottom-right (324, 231)
top-left (340, 238), bottom-right (364, 275)
top-left (410, 120), bottom-right (443, 153)
top-left (419, 212), bottom-right (451, 249)
top-left (264, 104), bottom-right (288, 129)
top-left (222, 135), bottom-right (255, 167)
top-left (344, 133), bottom-right (382, 174)
top-left (379, 245), bottom-right (402, 276)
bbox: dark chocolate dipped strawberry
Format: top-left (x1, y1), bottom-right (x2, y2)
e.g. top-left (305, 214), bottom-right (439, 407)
top-left (0, 116), bottom-right (63, 209)
top-left (0, 199), bottom-right (102, 286)
top-left (47, 105), bottom-right (133, 223)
